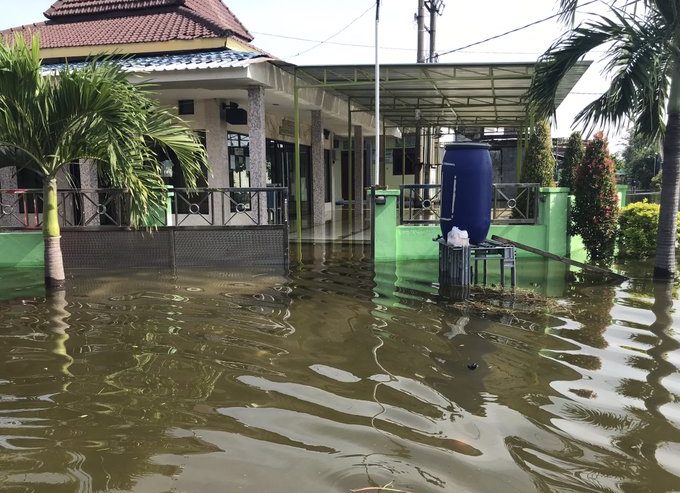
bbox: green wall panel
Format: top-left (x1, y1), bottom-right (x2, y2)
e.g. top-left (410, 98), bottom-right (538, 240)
top-left (0, 232), bottom-right (44, 268)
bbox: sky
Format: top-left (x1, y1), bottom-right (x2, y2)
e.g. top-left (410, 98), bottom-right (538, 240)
top-left (1, 0), bottom-right (625, 150)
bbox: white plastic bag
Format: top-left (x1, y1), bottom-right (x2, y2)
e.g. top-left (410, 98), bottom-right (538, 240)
top-left (447, 227), bottom-right (469, 247)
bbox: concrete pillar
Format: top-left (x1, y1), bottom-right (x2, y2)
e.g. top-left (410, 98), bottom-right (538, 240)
top-left (353, 124), bottom-right (364, 214)
top-left (248, 86), bottom-right (268, 223)
top-left (311, 110), bottom-right (325, 226)
top-left (205, 100), bottom-right (229, 188)
top-left (0, 167), bottom-right (17, 190)
top-left (204, 99), bottom-right (229, 225)
top-left (80, 160), bottom-right (100, 226)
top-left (56, 167), bottom-right (74, 226)
top-left (0, 167), bottom-right (20, 227)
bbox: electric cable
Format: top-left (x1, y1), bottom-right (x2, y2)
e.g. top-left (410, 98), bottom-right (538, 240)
top-left (437, 0), bottom-right (600, 57)
top-left (286, 1), bottom-right (377, 59)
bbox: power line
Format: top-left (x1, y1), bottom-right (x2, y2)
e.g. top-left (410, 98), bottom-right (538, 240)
top-left (265, 0), bottom-right (615, 60)
top-left (286, 2), bottom-right (377, 59)
top-left (254, 31), bottom-right (608, 56)
top-left (437, 0), bottom-right (600, 57)
top-left (254, 31), bottom-right (413, 51)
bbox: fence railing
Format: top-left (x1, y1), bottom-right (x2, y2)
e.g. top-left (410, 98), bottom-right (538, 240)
top-left (625, 190), bottom-right (661, 206)
top-left (398, 183), bottom-right (540, 226)
top-left (492, 183), bottom-right (540, 224)
top-left (0, 187), bottom-right (289, 230)
top-left (399, 184), bottom-right (442, 225)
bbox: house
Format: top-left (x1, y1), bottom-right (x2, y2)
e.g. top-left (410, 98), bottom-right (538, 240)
top-left (0, 0), bottom-right (589, 244)
top-left (1, 0), bottom-right (383, 230)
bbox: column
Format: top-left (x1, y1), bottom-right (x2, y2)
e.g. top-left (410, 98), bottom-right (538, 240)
top-left (205, 99), bottom-right (229, 188)
top-left (56, 167), bottom-right (73, 226)
top-left (0, 167), bottom-right (19, 227)
top-left (353, 124), bottom-right (364, 215)
top-left (0, 167), bottom-right (17, 189)
top-left (79, 160), bottom-right (100, 226)
top-left (248, 86), bottom-right (268, 224)
top-left (310, 110), bottom-right (325, 226)
top-left (204, 99), bottom-right (229, 225)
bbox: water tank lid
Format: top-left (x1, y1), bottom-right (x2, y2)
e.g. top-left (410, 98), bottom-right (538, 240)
top-left (445, 143), bottom-right (491, 150)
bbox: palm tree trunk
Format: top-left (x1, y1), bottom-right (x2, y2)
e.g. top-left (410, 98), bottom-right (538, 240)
top-left (43, 177), bottom-right (66, 289)
top-left (654, 58), bottom-right (680, 280)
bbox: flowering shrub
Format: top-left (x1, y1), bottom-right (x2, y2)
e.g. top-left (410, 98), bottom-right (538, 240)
top-left (572, 132), bottom-right (619, 263)
top-left (618, 201), bottom-right (680, 258)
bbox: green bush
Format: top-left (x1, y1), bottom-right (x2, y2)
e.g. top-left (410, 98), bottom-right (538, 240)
top-left (560, 131), bottom-right (584, 191)
top-left (618, 201), bottom-right (680, 258)
top-left (572, 132), bottom-right (619, 263)
top-left (521, 120), bottom-right (556, 187)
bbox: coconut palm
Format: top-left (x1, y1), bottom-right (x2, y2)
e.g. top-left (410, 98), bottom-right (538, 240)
top-left (527, 0), bottom-right (680, 280)
top-left (0, 37), bottom-right (207, 289)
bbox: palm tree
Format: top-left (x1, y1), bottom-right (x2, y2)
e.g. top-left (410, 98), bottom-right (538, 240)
top-left (0, 37), bottom-right (207, 289)
top-left (527, 0), bottom-right (680, 280)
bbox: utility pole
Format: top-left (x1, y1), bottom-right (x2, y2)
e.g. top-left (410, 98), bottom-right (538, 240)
top-left (427, 0), bottom-right (444, 62)
top-left (420, 0), bottom-right (445, 189)
top-left (415, 0), bottom-right (426, 185)
top-left (374, 0), bottom-right (381, 188)
top-left (416, 0), bottom-right (426, 64)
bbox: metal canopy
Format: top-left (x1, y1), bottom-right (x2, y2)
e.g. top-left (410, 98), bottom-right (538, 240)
top-left (290, 61), bottom-right (591, 129)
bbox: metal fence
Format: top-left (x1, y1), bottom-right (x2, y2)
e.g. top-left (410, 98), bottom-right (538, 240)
top-left (625, 190), bottom-right (661, 206)
top-left (398, 183), bottom-right (540, 226)
top-left (492, 183), bottom-right (540, 224)
top-left (0, 187), bottom-right (288, 230)
top-left (399, 184), bottom-right (442, 225)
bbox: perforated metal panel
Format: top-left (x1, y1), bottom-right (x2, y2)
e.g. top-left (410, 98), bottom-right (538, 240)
top-left (174, 227), bottom-right (286, 267)
top-left (62, 230), bottom-right (173, 270)
top-left (61, 226), bottom-right (287, 271)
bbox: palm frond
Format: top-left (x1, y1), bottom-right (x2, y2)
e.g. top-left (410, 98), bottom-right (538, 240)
top-left (572, 11), bottom-right (672, 142)
top-left (557, 0), bottom-right (645, 24)
top-left (0, 36), bottom-right (209, 228)
top-left (558, 0), bottom-right (580, 24)
top-left (527, 16), bottom-right (626, 119)
top-left (653, 0), bottom-right (680, 26)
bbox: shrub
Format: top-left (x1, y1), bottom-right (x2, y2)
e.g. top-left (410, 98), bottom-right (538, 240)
top-left (618, 201), bottom-right (680, 258)
top-left (521, 120), bottom-right (556, 187)
top-left (572, 132), bottom-right (619, 263)
top-left (560, 131), bottom-right (584, 191)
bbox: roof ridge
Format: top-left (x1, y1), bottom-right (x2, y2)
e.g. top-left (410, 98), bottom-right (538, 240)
top-left (181, 0), bottom-right (252, 42)
top-left (45, 0), bottom-right (185, 19)
top-left (215, 1), bottom-right (253, 42)
top-left (175, 6), bottom-right (231, 40)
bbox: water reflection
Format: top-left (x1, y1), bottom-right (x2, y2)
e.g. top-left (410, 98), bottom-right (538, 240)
top-left (0, 246), bottom-right (678, 492)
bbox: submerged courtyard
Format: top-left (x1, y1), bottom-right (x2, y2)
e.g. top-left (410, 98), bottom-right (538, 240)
top-left (0, 246), bottom-right (678, 492)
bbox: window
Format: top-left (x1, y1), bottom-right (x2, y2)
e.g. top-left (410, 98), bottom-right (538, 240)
top-left (16, 168), bottom-right (44, 214)
top-left (168, 130), bottom-right (209, 214)
top-left (392, 148), bottom-right (416, 175)
top-left (228, 132), bottom-right (252, 212)
top-left (178, 100), bottom-right (195, 116)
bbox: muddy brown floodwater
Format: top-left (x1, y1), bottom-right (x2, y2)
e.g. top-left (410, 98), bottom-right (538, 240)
top-left (0, 244), bottom-right (679, 492)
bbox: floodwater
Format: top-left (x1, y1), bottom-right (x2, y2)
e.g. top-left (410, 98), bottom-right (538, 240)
top-left (0, 245), bottom-right (679, 493)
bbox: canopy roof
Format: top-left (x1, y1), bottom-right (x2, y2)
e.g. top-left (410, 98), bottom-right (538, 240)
top-left (290, 62), bottom-right (591, 129)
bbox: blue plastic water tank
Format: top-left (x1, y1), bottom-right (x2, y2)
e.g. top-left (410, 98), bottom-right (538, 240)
top-left (440, 143), bottom-right (493, 244)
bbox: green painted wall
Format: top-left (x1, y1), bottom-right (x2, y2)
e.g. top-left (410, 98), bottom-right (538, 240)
top-left (374, 188), bottom-right (574, 262)
top-left (0, 232), bottom-right (44, 268)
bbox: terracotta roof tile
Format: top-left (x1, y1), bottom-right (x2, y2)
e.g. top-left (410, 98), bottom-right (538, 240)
top-left (1, 0), bottom-right (254, 50)
top-left (45, 0), bottom-right (183, 18)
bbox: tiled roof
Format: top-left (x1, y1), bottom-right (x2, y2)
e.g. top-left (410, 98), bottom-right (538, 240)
top-left (42, 48), bottom-right (268, 73)
top-left (1, 0), bottom-right (254, 50)
top-left (45, 0), bottom-right (183, 18)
